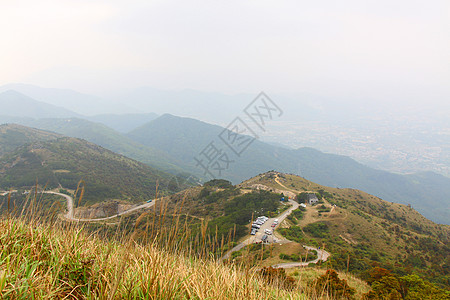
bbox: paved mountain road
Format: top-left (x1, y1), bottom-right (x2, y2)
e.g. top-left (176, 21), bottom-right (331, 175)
top-left (42, 191), bottom-right (156, 222)
top-left (272, 246), bottom-right (330, 269)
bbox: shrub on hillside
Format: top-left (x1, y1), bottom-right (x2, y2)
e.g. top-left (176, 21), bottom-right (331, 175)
top-left (313, 269), bottom-right (356, 299)
top-left (363, 272), bottom-right (450, 300)
top-left (303, 222), bottom-right (329, 238)
top-left (258, 266), bottom-right (296, 290)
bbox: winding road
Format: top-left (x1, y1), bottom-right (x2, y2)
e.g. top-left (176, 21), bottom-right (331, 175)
top-left (272, 246), bottom-right (330, 269)
top-left (221, 197), bottom-right (330, 268)
top-left (221, 174), bottom-right (331, 268)
top-left (3, 177), bottom-right (332, 268)
top-left (42, 191), bottom-right (156, 222)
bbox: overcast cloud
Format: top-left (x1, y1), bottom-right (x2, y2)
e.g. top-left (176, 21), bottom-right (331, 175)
top-left (1, 0), bottom-right (449, 105)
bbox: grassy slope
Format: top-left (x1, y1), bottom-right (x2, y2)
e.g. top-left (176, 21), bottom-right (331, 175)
top-left (0, 124), bottom-right (61, 156)
top-left (0, 216), bottom-right (300, 299)
top-left (0, 137), bottom-right (173, 205)
top-left (0, 119), bottom-right (186, 175)
top-left (240, 172), bottom-right (450, 287)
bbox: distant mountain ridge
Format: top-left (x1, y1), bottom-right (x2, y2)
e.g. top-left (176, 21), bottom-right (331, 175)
top-left (0, 90), bottom-right (81, 118)
top-left (86, 113), bottom-right (159, 133)
top-left (0, 83), bottom-right (134, 116)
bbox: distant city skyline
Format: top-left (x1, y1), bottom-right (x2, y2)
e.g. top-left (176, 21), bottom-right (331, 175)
top-left (1, 0), bottom-right (449, 107)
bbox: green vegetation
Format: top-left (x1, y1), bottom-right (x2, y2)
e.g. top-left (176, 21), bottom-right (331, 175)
top-left (279, 250), bottom-right (317, 262)
top-left (0, 124), bottom-right (60, 156)
top-left (278, 226), bottom-right (304, 243)
top-left (363, 268), bottom-right (449, 299)
top-left (303, 222), bottom-right (330, 238)
top-left (0, 137), bottom-right (178, 205)
top-left (245, 172), bottom-right (450, 290)
top-left (207, 190), bottom-right (282, 239)
top-left (0, 119), bottom-right (185, 175)
top-left (313, 269), bottom-right (356, 299)
top-left (317, 204), bottom-right (331, 213)
top-left (203, 179), bottom-right (233, 189)
top-left (287, 207), bottom-right (305, 224)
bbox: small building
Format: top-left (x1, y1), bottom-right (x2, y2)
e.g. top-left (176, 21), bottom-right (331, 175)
top-left (307, 194), bottom-right (319, 205)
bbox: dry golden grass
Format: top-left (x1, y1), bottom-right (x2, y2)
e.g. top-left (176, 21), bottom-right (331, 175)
top-left (0, 215), bottom-right (310, 299)
top-left (0, 183), bottom-right (372, 299)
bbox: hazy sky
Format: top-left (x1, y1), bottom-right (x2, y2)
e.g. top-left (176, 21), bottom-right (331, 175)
top-left (1, 0), bottom-right (449, 104)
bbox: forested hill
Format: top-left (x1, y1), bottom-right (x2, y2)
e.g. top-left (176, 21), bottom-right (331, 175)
top-left (0, 136), bottom-right (175, 205)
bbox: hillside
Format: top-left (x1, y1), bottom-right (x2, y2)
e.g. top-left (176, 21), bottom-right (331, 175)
top-left (238, 172), bottom-right (449, 287)
top-left (0, 124), bottom-right (61, 156)
top-left (0, 136), bottom-right (174, 205)
top-left (127, 114), bottom-right (450, 224)
top-left (85, 173), bottom-right (449, 293)
top-left (1, 213), bottom-right (380, 299)
top-left (0, 120), bottom-right (187, 175)
top-left (0, 90), bottom-right (80, 118)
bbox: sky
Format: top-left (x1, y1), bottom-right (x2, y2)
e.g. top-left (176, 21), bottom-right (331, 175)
top-left (1, 0), bottom-right (449, 105)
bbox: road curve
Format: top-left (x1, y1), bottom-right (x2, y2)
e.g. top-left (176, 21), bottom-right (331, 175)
top-left (271, 245), bottom-right (331, 268)
top-left (44, 191), bottom-right (74, 219)
top-left (1, 189), bottom-right (156, 222)
top-left (42, 191), bottom-right (156, 222)
top-left (73, 201), bottom-right (156, 222)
